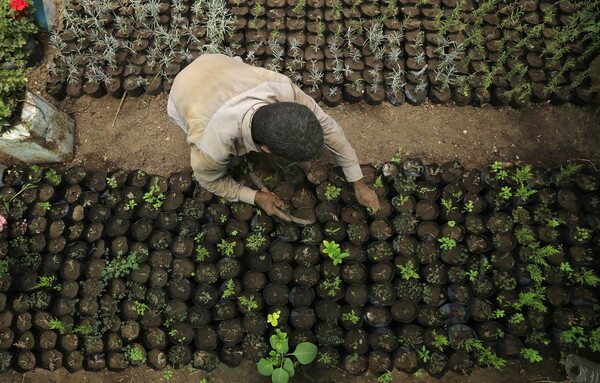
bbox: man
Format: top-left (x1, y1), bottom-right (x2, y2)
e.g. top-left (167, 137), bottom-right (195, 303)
top-left (167, 54), bottom-right (379, 220)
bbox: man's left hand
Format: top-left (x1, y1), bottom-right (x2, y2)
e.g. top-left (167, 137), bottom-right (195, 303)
top-left (353, 179), bottom-right (380, 212)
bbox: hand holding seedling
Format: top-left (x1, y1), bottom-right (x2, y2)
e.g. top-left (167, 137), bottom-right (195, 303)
top-left (354, 179), bottom-right (380, 212)
top-left (255, 191), bottom-right (291, 222)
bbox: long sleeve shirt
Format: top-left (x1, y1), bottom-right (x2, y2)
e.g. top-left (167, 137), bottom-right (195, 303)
top-left (167, 54), bottom-right (363, 205)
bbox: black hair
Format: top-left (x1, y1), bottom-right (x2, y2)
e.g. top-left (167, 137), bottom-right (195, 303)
top-left (251, 102), bottom-right (324, 162)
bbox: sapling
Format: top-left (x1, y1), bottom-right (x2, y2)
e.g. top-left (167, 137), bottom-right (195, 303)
top-left (217, 239), bottom-right (236, 257)
top-left (221, 279), bottom-right (236, 299)
top-left (257, 312), bottom-right (317, 383)
top-left (341, 309), bottom-right (360, 324)
top-left (377, 372), bottom-right (393, 383)
top-left (396, 261), bottom-right (419, 280)
top-left (417, 345), bottom-right (430, 362)
top-left (521, 348), bottom-right (542, 363)
top-left (322, 240), bottom-right (349, 265)
top-left (431, 330), bottom-right (449, 351)
top-left (438, 237), bottom-right (456, 250)
top-left (50, 318), bottom-right (66, 334)
top-left (324, 184), bottom-right (342, 201)
top-left (560, 326), bottom-right (587, 349)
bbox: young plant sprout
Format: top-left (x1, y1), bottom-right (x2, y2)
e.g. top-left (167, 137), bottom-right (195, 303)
top-left (321, 240), bottom-right (349, 265)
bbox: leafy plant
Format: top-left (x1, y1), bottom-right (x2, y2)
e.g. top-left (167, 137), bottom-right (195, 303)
top-left (72, 324), bottom-right (93, 335)
top-left (441, 198), bottom-right (456, 212)
top-left (221, 279), bottom-right (235, 299)
top-left (490, 162), bottom-right (508, 180)
top-left (324, 184), bottom-right (342, 201)
top-left (321, 240), bottom-right (349, 265)
top-left (106, 177), bottom-right (118, 188)
top-left (33, 276), bottom-right (61, 291)
top-left (390, 147), bottom-right (403, 163)
top-left (462, 338), bottom-right (506, 369)
top-left (322, 277), bottom-right (342, 297)
top-left (416, 345), bottom-right (430, 362)
top-left (560, 326), bottom-right (586, 349)
top-left (378, 372), bottom-right (393, 383)
top-left (341, 309), bottom-right (360, 324)
top-left (217, 239), bottom-right (236, 257)
top-left (438, 237), bottom-right (456, 250)
top-left (126, 346), bottom-right (147, 363)
top-left (267, 311), bottom-right (280, 327)
top-left (238, 296), bottom-right (258, 311)
top-left (396, 260), bottom-right (419, 280)
top-left (431, 330), bottom-right (449, 351)
top-left (462, 201), bottom-right (475, 213)
top-left (143, 182), bottom-right (165, 208)
top-left (132, 301), bottom-right (149, 316)
top-left (521, 348), bottom-right (543, 363)
top-left (0, 259), bottom-right (8, 278)
top-left (49, 318), bottom-right (66, 334)
top-left (246, 232), bottom-right (267, 251)
top-left (492, 309), bottom-right (505, 319)
top-left (102, 251), bottom-right (141, 283)
top-left (257, 328), bottom-right (317, 383)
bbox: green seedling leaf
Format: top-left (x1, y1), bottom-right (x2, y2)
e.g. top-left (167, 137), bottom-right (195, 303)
top-left (292, 342), bottom-right (318, 364)
top-left (270, 334), bottom-right (289, 354)
top-left (272, 368), bottom-right (290, 383)
top-left (257, 358), bottom-right (274, 376)
top-left (283, 358), bottom-right (295, 377)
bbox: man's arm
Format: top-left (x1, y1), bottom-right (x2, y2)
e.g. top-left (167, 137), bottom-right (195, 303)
top-left (191, 146), bottom-right (293, 220)
top-left (290, 85), bottom-right (380, 211)
top-left (190, 145), bottom-right (257, 204)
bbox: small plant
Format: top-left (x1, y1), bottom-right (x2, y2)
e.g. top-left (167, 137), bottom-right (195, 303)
top-left (509, 313), bottom-right (525, 324)
top-left (257, 329), bottom-right (317, 383)
top-left (396, 260), bottom-right (419, 280)
top-left (125, 199), bottom-right (137, 210)
top-left (102, 251), bottom-right (141, 283)
top-left (72, 324), bottom-right (93, 335)
top-left (246, 232), bottom-right (267, 251)
top-left (238, 296), bottom-right (259, 311)
top-left (554, 163), bottom-right (582, 184)
top-left (417, 345), bottom-right (430, 362)
top-left (49, 318), bottom-right (66, 334)
top-left (492, 309), bottom-right (505, 319)
top-left (324, 184), bottom-right (342, 201)
top-left (377, 371), bottom-right (393, 383)
top-left (44, 168), bottom-right (61, 185)
top-left (438, 237), bottom-right (457, 250)
top-left (163, 366), bottom-right (174, 379)
top-left (521, 348), bottom-right (543, 363)
top-left (325, 226), bottom-right (341, 235)
top-left (462, 338), bottom-right (506, 369)
top-left (447, 220), bottom-right (456, 227)
top-left (462, 201), bottom-right (475, 213)
top-left (126, 346), bottom-right (147, 363)
top-left (574, 227), bottom-right (592, 243)
top-left (0, 260), bottom-right (8, 278)
top-left (217, 239), bottom-right (236, 257)
top-left (221, 279), bottom-right (236, 299)
top-left (106, 177), bottom-right (118, 188)
top-left (560, 326), bottom-right (586, 349)
top-left (341, 309), bottom-right (360, 324)
top-left (33, 276), bottom-right (61, 291)
top-left (322, 277), bottom-right (342, 297)
top-left (132, 301), bottom-right (149, 316)
top-left (40, 202), bottom-right (51, 211)
top-left (490, 162), bottom-right (508, 180)
top-left (195, 246), bottom-right (211, 262)
top-left (431, 330), bottom-right (449, 351)
top-left (499, 186), bottom-right (512, 200)
top-left (572, 267), bottom-right (600, 287)
top-left (373, 176), bottom-right (384, 189)
top-left (441, 198), bottom-right (456, 212)
top-left (143, 182), bottom-right (165, 208)
top-left (466, 269), bottom-right (479, 282)
top-left (267, 311), bottom-right (281, 327)
top-left (390, 147), bottom-right (403, 163)
top-left (321, 240), bottom-right (349, 265)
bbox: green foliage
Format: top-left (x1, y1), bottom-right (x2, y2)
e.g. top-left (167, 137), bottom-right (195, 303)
top-left (102, 251), bottom-right (141, 283)
top-left (106, 177), bottom-right (118, 188)
top-left (463, 338), bottom-right (506, 369)
top-left (417, 345), bottom-right (430, 362)
top-left (0, 0), bottom-right (37, 127)
top-left (72, 324), bottom-right (93, 335)
top-left (126, 346), bottom-right (146, 363)
top-left (321, 240), bottom-right (349, 265)
top-left (378, 372), bottom-right (393, 383)
top-left (125, 199), bottom-right (137, 210)
top-left (238, 296), bottom-right (258, 311)
top-left (554, 163), bottom-right (582, 184)
top-left (324, 184), bottom-right (342, 201)
top-left (509, 312), bottom-right (525, 324)
top-left (572, 267), bottom-right (600, 287)
top-left (257, 328), bottom-right (317, 383)
top-left (341, 309), bottom-right (360, 324)
top-left (221, 279), bottom-right (236, 299)
top-left (441, 198), bottom-right (456, 211)
top-left (0, 260), bottom-right (8, 278)
top-left (390, 147), bottom-right (403, 163)
top-left (521, 348), bottom-right (543, 363)
top-left (132, 301), bottom-right (149, 316)
top-left (195, 245), bottom-right (210, 262)
top-left (44, 169), bottom-right (61, 185)
top-left (431, 330), bottom-right (449, 351)
top-left (438, 237), bottom-right (456, 250)
top-left (396, 260), bottom-right (419, 280)
top-left (589, 328), bottom-right (600, 352)
top-left (560, 326), bottom-right (586, 349)
top-left (574, 227), bottom-right (592, 243)
top-left (143, 182), bottom-right (165, 208)
top-left (499, 186), bottom-right (512, 200)
top-left (163, 366), bottom-right (174, 380)
top-left (492, 309), bottom-right (505, 319)
top-left (512, 287), bottom-right (547, 313)
top-left (373, 176), bottom-right (384, 188)
top-left (49, 318), bottom-right (66, 334)
top-left (33, 276), bottom-right (61, 291)
top-left (217, 239), bottom-right (236, 257)
top-left (462, 201), bottom-right (474, 213)
top-left (40, 201), bottom-right (51, 211)
top-left (246, 232), bottom-right (267, 251)
top-left (267, 311), bottom-right (281, 327)
top-left (322, 276), bottom-right (342, 297)
top-left (490, 162), bottom-right (508, 180)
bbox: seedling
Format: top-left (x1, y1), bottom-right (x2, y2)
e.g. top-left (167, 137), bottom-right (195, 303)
top-left (40, 202), bottom-right (52, 211)
top-left (438, 237), bottom-right (457, 250)
top-left (341, 309), bottom-right (360, 324)
top-left (246, 232), bottom-right (267, 251)
top-left (132, 301), bottom-right (149, 316)
top-left (447, 220), bottom-right (456, 227)
top-left (462, 338), bottom-right (506, 369)
top-left (417, 345), bottom-right (430, 362)
top-left (322, 240), bottom-right (349, 265)
top-left (492, 309), bottom-right (505, 319)
top-left (521, 348), bottom-right (543, 363)
top-left (102, 251), bottom-right (141, 283)
top-left (377, 372), bottom-right (393, 383)
top-left (195, 246), bottom-right (210, 262)
top-left (163, 366), bottom-right (174, 380)
top-left (490, 162), bottom-right (508, 180)
top-left (0, 260), bottom-right (8, 279)
top-left (373, 176), bottom-right (384, 189)
top-left (396, 261), bottom-right (419, 280)
top-left (267, 311), bottom-right (281, 327)
top-left (390, 147), bottom-right (403, 163)
top-left (572, 267), bottom-right (600, 287)
top-left (322, 277), bottom-right (342, 297)
top-left (217, 239), bottom-right (236, 257)
top-left (324, 184), bottom-right (342, 201)
top-left (44, 169), bottom-right (62, 185)
top-left (462, 201), bottom-right (475, 213)
top-left (441, 198), bottom-right (456, 211)
top-left (33, 276), bottom-right (61, 291)
top-left (431, 330), bottom-right (449, 351)
top-left (256, 329), bottom-right (317, 383)
top-left (499, 186), bottom-right (512, 200)
top-left (466, 269), bottom-right (479, 282)
top-left (126, 346), bottom-right (146, 363)
top-left (106, 177), bottom-right (118, 188)
top-left (143, 182), bottom-right (165, 208)
top-left (560, 326), bottom-right (586, 349)
top-left (238, 296), bottom-right (259, 311)
top-left (554, 163), bottom-right (582, 184)
top-left (222, 279), bottom-right (236, 299)
top-left (574, 227), bottom-right (592, 243)
top-left (509, 313), bottom-right (525, 324)
top-left (72, 324), bottom-right (93, 335)
top-left (325, 226), bottom-right (341, 235)
top-left (125, 199), bottom-right (137, 210)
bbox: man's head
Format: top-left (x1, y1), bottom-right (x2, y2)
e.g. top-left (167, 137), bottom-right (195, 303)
top-left (251, 102), bottom-right (324, 162)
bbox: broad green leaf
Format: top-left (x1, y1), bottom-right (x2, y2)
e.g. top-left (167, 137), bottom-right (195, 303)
top-left (272, 368), bottom-right (290, 383)
top-left (257, 358), bottom-right (274, 376)
top-left (291, 342), bottom-right (318, 364)
top-left (283, 358), bottom-right (295, 377)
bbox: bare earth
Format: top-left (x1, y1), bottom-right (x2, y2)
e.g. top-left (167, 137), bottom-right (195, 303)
top-left (1, 45), bottom-right (598, 383)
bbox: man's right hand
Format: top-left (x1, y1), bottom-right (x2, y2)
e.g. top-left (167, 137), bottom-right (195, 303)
top-left (255, 191), bottom-right (292, 221)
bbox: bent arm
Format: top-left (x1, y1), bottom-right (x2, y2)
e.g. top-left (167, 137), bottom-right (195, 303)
top-left (190, 145), bottom-right (257, 205)
top-left (290, 85), bottom-right (363, 182)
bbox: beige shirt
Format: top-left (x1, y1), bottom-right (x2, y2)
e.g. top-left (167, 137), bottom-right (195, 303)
top-left (168, 54), bottom-right (363, 205)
